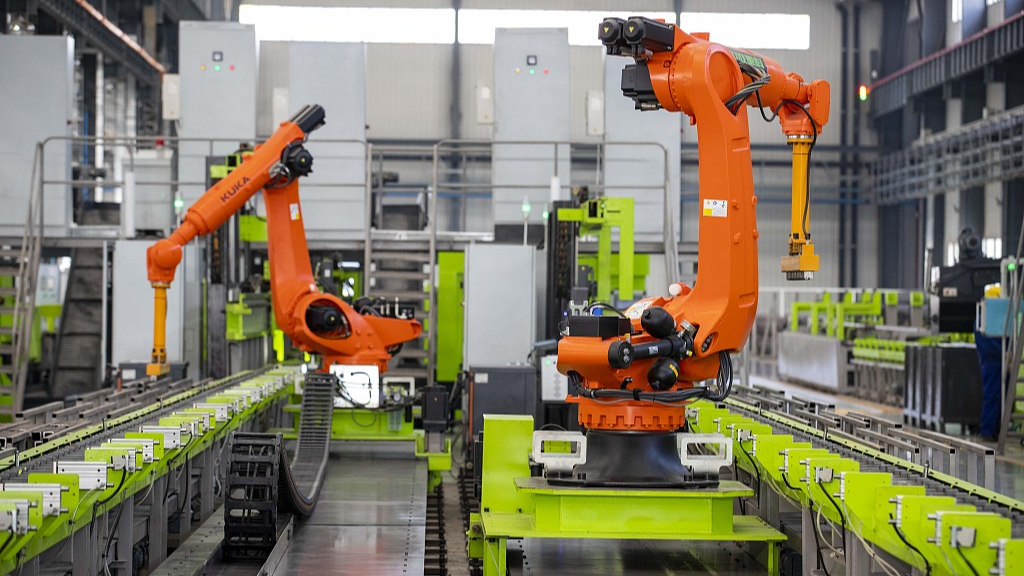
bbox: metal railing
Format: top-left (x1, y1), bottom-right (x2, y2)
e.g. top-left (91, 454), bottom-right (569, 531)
top-left (27, 134), bottom-right (677, 388)
top-left (873, 104), bottom-right (1024, 203)
top-left (732, 384), bottom-right (999, 491)
top-left (7, 144), bottom-right (46, 416)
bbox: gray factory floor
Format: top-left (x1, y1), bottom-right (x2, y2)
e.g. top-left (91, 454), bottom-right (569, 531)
top-left (748, 375), bottom-right (1024, 502)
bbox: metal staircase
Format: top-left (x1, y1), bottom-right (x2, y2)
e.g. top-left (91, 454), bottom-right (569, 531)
top-left (1, 150), bottom-right (45, 420)
top-left (365, 204), bottom-right (432, 383)
top-left (49, 247), bottom-right (105, 399)
top-left (0, 246), bottom-right (25, 421)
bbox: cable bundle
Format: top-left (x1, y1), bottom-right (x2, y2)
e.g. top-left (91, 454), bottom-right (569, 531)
top-left (568, 350), bottom-right (733, 406)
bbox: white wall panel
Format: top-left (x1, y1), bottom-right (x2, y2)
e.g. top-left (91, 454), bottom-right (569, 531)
top-left (0, 35), bottom-right (73, 236)
top-left (367, 44), bottom-right (452, 140)
top-left (460, 44), bottom-right (495, 140)
top-left (571, 46), bottom-right (604, 141)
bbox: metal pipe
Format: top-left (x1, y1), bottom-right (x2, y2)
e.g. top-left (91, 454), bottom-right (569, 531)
top-left (363, 143), bottom-right (374, 298)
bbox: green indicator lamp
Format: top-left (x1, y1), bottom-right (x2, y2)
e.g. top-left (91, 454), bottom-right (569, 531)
top-left (1009, 262), bottom-right (1017, 271)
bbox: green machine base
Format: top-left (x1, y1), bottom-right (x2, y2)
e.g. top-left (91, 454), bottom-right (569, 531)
top-left (467, 415), bottom-right (786, 576)
top-left (284, 404), bottom-right (452, 489)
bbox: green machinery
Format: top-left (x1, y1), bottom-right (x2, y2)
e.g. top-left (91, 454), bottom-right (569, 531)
top-left (467, 415), bottom-right (785, 576)
top-left (781, 289), bottom-right (952, 405)
top-left (790, 289), bottom-right (927, 341)
top-left (0, 274), bottom-right (13, 419)
top-left (284, 388), bottom-right (452, 489)
top-left (430, 201), bottom-right (649, 384)
top-left (686, 398), bottom-right (1024, 576)
top-left (434, 251), bottom-right (464, 383)
top-left (467, 402), bottom-right (1024, 576)
top-left (0, 289), bottom-right (61, 422)
top-left (557, 195), bottom-right (641, 304)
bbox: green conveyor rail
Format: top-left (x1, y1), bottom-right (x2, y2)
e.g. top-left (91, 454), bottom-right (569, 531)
top-left (689, 398), bottom-right (1024, 576)
top-left (0, 366), bottom-right (299, 574)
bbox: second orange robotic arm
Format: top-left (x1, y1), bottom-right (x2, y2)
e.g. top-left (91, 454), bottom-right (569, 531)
top-left (146, 105), bottom-right (421, 377)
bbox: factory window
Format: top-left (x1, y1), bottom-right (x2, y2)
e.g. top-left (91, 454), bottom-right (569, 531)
top-left (983, 237), bottom-right (1003, 259)
top-left (679, 12), bottom-right (811, 50)
top-left (947, 241), bottom-right (959, 266)
top-left (952, 0), bottom-right (964, 23)
top-left (238, 5), bottom-right (456, 44)
top-left (987, 0), bottom-right (1001, 6)
top-left (947, 238), bottom-right (1003, 264)
top-left (457, 10), bottom-right (675, 45)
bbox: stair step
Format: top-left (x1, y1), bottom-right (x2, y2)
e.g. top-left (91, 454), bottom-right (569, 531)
top-left (385, 367), bottom-right (430, 378)
top-left (371, 290), bottom-right (428, 302)
top-left (0, 327), bottom-right (12, 336)
top-left (396, 348), bottom-right (428, 359)
top-left (371, 252), bottom-right (431, 263)
top-left (0, 248), bottom-right (22, 258)
top-left (0, 288), bottom-right (16, 297)
top-left (0, 307), bottom-right (15, 315)
top-left (0, 344), bottom-right (12, 354)
top-left (370, 269), bottom-right (429, 281)
top-left (0, 267), bottom-right (20, 277)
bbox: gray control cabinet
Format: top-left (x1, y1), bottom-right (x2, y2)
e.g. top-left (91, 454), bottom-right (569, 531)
top-left (463, 244), bottom-right (536, 368)
top-left (465, 366), bottom-right (538, 446)
top-left (603, 57), bottom-right (681, 243)
top-left (260, 42), bottom-right (367, 241)
top-left (492, 29), bottom-right (571, 225)
top-left (0, 35), bottom-right (73, 236)
top-left (178, 21), bottom-right (257, 204)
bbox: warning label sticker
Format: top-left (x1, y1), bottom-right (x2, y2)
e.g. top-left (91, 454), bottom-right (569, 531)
top-left (290, 203), bottom-right (301, 221)
top-left (625, 299), bottom-right (653, 319)
top-left (703, 199), bottom-right (728, 218)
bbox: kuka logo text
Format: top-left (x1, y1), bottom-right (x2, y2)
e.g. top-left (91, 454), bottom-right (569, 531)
top-left (220, 176), bottom-right (250, 202)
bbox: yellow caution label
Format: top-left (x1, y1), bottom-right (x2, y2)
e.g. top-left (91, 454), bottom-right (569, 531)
top-left (702, 199), bottom-right (728, 218)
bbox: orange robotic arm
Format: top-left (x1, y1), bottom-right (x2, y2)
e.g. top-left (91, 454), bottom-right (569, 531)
top-left (555, 18), bottom-right (830, 432)
top-left (146, 105), bottom-right (421, 376)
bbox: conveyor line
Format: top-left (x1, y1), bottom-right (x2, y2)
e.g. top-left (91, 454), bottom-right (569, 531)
top-left (0, 368), bottom-right (273, 482)
top-left (721, 396), bottom-right (1024, 531)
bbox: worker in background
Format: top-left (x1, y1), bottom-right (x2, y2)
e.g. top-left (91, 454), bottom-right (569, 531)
top-left (975, 285), bottom-right (1004, 442)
